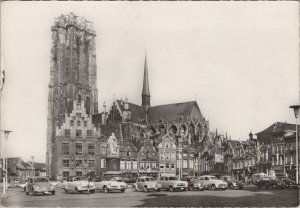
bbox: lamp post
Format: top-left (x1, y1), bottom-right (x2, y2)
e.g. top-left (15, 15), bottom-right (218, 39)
top-left (2, 130), bottom-right (12, 195)
top-left (31, 156), bottom-right (35, 178)
top-left (290, 105), bottom-right (300, 184)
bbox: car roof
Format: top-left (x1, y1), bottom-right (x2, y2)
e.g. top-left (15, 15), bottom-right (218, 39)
top-left (138, 176), bottom-right (153, 178)
top-left (200, 175), bottom-right (216, 177)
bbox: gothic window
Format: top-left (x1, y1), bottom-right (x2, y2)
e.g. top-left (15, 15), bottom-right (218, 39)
top-left (67, 100), bottom-right (73, 115)
top-left (77, 94), bottom-right (82, 104)
top-left (85, 96), bottom-right (91, 115)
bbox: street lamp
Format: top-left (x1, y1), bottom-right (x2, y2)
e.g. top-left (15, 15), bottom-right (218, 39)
top-left (2, 130), bottom-right (12, 196)
top-left (290, 105), bottom-right (300, 184)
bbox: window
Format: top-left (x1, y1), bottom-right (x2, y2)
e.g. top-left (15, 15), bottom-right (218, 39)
top-left (101, 159), bottom-right (106, 168)
top-left (63, 160), bottom-right (69, 167)
top-left (62, 143), bottom-right (69, 155)
top-left (84, 121), bottom-right (87, 127)
top-left (100, 146), bottom-right (106, 155)
top-left (160, 153), bottom-right (164, 160)
top-left (133, 161), bottom-right (137, 169)
top-left (189, 160), bottom-right (194, 168)
top-left (76, 113), bottom-right (81, 117)
top-left (183, 160), bottom-right (188, 168)
top-left (70, 120), bottom-right (74, 126)
top-left (76, 130), bottom-right (82, 137)
top-left (183, 153), bottom-right (187, 157)
top-left (87, 130), bottom-right (92, 136)
top-left (126, 161), bottom-right (131, 169)
top-left (76, 171), bottom-right (82, 176)
top-left (146, 162), bottom-right (150, 169)
top-left (166, 163), bottom-right (170, 169)
top-left (165, 142), bottom-right (170, 148)
top-left (76, 104), bottom-right (81, 110)
top-left (127, 151), bottom-right (131, 156)
top-left (75, 143), bottom-right (82, 155)
top-left (152, 162), bottom-right (156, 169)
top-left (166, 153), bottom-right (170, 160)
top-left (160, 163), bottom-right (164, 169)
top-left (120, 161), bottom-right (125, 170)
top-left (171, 153), bottom-right (175, 160)
top-left (63, 171), bottom-right (69, 179)
top-left (65, 129), bottom-right (70, 137)
top-left (171, 163), bottom-right (175, 169)
top-left (75, 160), bottom-right (82, 167)
top-left (77, 120), bottom-right (81, 127)
top-left (140, 162), bottom-right (144, 169)
top-left (88, 160), bottom-right (95, 167)
top-left (88, 143), bottom-right (95, 155)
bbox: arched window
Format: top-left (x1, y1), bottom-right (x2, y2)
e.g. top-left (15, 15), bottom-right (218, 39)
top-left (85, 96), bottom-right (91, 115)
top-left (77, 94), bottom-right (82, 104)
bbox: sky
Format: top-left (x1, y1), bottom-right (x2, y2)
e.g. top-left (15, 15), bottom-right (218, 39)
top-left (1, 1), bottom-right (299, 163)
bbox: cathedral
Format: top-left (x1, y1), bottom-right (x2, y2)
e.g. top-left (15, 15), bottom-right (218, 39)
top-left (47, 13), bottom-right (213, 180)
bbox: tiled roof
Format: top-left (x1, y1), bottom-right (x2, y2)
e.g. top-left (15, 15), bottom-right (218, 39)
top-left (147, 101), bottom-right (203, 123)
top-left (256, 122), bottom-right (296, 135)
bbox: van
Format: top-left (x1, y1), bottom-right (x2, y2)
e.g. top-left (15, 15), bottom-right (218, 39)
top-left (251, 173), bottom-right (267, 184)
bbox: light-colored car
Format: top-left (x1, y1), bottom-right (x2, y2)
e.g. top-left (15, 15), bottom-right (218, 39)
top-left (94, 176), bottom-right (128, 193)
top-left (61, 176), bottom-right (95, 194)
top-left (25, 177), bottom-right (56, 195)
top-left (182, 176), bottom-right (205, 191)
top-left (158, 176), bottom-right (188, 192)
top-left (199, 175), bottom-right (227, 191)
top-left (132, 176), bottom-right (161, 192)
top-left (220, 175), bottom-right (243, 189)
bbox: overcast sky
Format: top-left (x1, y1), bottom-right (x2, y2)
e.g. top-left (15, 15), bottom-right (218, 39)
top-left (1, 2), bottom-right (299, 163)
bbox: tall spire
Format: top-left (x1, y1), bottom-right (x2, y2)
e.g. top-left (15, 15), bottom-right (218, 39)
top-left (142, 51), bottom-right (151, 112)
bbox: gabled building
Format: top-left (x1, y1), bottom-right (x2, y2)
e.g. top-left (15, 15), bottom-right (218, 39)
top-left (158, 134), bottom-right (177, 176)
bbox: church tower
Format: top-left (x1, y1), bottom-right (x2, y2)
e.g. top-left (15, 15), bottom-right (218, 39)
top-left (47, 13), bottom-right (99, 179)
top-left (141, 54), bottom-right (151, 112)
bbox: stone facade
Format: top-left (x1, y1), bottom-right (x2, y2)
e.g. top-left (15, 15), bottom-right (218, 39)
top-left (47, 13), bottom-right (99, 179)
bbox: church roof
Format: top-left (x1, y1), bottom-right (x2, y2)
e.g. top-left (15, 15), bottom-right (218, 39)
top-left (147, 101), bottom-right (203, 123)
top-left (116, 100), bottom-right (147, 123)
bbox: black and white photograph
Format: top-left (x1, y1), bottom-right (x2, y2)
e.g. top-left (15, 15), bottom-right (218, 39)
top-left (0, 1), bottom-right (299, 207)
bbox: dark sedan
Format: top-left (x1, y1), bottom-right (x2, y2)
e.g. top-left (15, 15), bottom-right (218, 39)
top-left (256, 176), bottom-right (285, 189)
top-left (220, 176), bottom-right (243, 190)
top-left (279, 177), bottom-right (297, 189)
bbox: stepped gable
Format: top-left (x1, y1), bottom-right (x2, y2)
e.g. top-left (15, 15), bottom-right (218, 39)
top-left (147, 101), bottom-right (203, 123)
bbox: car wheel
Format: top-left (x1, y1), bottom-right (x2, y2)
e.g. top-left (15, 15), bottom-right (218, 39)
top-left (52, 191), bottom-right (55, 195)
top-left (188, 185), bottom-right (194, 191)
top-left (239, 186), bottom-right (243, 190)
top-left (26, 191), bottom-right (29, 195)
top-left (24, 187), bottom-right (26, 192)
top-left (64, 188), bottom-right (68, 194)
top-left (90, 190), bottom-right (95, 193)
top-left (143, 186), bottom-right (148, 192)
top-left (258, 186), bottom-right (261, 189)
top-left (75, 188), bottom-right (80, 194)
top-left (169, 186), bottom-right (174, 192)
top-left (156, 189), bottom-right (161, 192)
top-left (104, 186), bottom-right (109, 194)
top-left (229, 184), bottom-right (234, 189)
top-left (211, 185), bottom-right (216, 191)
top-left (120, 189), bottom-right (125, 193)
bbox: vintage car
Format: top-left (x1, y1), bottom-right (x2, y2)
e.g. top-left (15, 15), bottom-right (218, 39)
top-left (198, 175), bottom-right (227, 191)
top-left (251, 173), bottom-right (267, 185)
top-left (220, 175), bottom-right (243, 189)
top-left (61, 176), bottom-right (95, 194)
top-left (181, 176), bottom-right (205, 191)
top-left (132, 176), bottom-right (161, 192)
top-left (279, 177), bottom-right (297, 189)
top-left (94, 176), bottom-right (128, 193)
top-left (256, 176), bottom-right (285, 189)
top-left (25, 177), bottom-right (56, 195)
top-left (158, 175), bottom-right (188, 191)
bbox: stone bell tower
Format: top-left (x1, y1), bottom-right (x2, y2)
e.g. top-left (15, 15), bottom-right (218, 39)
top-left (46, 13), bottom-right (99, 178)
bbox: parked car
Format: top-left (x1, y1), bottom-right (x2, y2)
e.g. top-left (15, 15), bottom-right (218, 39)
top-left (181, 176), bottom-right (205, 191)
top-left (251, 173), bottom-right (267, 185)
top-left (279, 177), bottom-right (297, 189)
top-left (158, 175), bottom-right (188, 192)
top-left (25, 177), bottom-right (56, 195)
top-left (198, 175), bottom-right (227, 191)
top-left (94, 176), bottom-right (128, 193)
top-left (220, 176), bottom-right (243, 189)
top-left (256, 176), bottom-right (285, 189)
top-left (61, 176), bottom-right (95, 194)
top-left (132, 176), bottom-right (161, 192)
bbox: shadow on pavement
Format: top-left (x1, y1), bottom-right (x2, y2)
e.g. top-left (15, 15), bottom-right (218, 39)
top-left (135, 189), bottom-right (299, 207)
